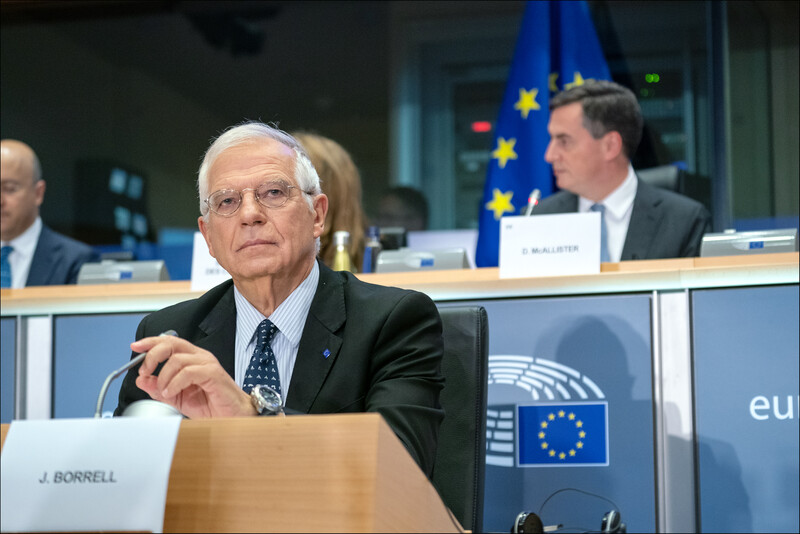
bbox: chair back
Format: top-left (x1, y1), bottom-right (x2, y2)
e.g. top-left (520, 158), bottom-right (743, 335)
top-left (433, 305), bottom-right (489, 533)
top-left (637, 164), bottom-right (682, 191)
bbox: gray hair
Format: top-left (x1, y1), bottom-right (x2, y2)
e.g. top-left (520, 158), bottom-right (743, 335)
top-left (550, 80), bottom-right (643, 160)
top-left (197, 121), bottom-right (322, 219)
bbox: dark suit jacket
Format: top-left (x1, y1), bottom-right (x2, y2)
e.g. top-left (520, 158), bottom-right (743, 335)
top-left (26, 225), bottom-right (99, 286)
top-left (534, 178), bottom-right (711, 260)
top-left (116, 261), bottom-right (445, 476)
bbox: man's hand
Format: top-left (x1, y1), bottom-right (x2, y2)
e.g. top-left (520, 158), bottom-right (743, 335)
top-left (132, 335), bottom-right (256, 418)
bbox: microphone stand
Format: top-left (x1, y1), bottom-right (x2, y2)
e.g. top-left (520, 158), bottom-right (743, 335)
top-left (93, 330), bottom-right (178, 418)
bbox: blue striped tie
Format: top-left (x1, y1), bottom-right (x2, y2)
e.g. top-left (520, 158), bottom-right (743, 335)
top-left (0, 246), bottom-right (12, 288)
top-left (590, 204), bottom-right (610, 263)
top-left (243, 319), bottom-right (281, 397)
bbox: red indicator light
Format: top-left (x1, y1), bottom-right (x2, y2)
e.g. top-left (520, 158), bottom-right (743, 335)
top-left (471, 121), bottom-right (492, 133)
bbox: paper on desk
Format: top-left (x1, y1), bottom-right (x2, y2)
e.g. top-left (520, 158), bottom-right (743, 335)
top-left (1, 416), bottom-right (181, 533)
top-left (190, 231), bottom-right (231, 291)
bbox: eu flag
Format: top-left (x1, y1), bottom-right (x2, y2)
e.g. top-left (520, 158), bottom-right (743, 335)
top-left (518, 402), bottom-right (609, 466)
top-left (475, 0), bottom-right (611, 267)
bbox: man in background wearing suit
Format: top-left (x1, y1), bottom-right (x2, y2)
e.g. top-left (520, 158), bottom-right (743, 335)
top-left (115, 122), bottom-right (445, 477)
top-left (537, 80), bottom-right (711, 261)
top-left (1, 139), bottom-right (98, 288)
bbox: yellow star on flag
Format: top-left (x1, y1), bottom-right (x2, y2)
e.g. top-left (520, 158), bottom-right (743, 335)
top-left (565, 71), bottom-right (587, 90)
top-left (491, 137), bottom-right (518, 169)
top-left (549, 72), bottom-right (559, 92)
top-left (485, 188), bottom-right (515, 220)
top-left (514, 88), bottom-right (540, 119)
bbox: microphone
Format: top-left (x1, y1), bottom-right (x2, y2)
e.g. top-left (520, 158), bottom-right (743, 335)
top-left (93, 330), bottom-right (179, 418)
top-left (601, 510), bottom-right (626, 533)
top-left (511, 511), bottom-right (562, 533)
top-left (524, 189), bottom-right (541, 216)
top-left (512, 511), bottom-right (543, 533)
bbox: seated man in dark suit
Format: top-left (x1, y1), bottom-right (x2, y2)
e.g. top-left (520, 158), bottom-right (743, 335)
top-left (1, 139), bottom-right (98, 288)
top-left (115, 121), bottom-right (445, 477)
top-left (538, 80), bottom-right (711, 261)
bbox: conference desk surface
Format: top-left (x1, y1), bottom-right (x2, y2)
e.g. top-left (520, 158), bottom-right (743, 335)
top-left (1, 252), bottom-right (797, 533)
top-left (1, 252), bottom-right (797, 316)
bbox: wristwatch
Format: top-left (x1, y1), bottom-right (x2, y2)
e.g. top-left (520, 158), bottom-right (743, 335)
top-left (250, 385), bottom-right (285, 416)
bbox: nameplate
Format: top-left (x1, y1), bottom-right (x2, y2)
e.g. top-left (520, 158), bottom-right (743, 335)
top-left (499, 212), bottom-right (601, 279)
top-left (190, 231), bottom-right (231, 291)
top-left (1, 417), bottom-right (181, 533)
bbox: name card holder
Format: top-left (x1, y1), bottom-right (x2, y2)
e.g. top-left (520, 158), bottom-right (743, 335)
top-left (499, 212), bottom-right (601, 279)
top-left (190, 231), bottom-right (231, 291)
top-left (1, 417), bottom-right (181, 533)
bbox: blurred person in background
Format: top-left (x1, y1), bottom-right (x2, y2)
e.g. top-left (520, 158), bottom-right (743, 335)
top-left (292, 132), bottom-right (366, 271)
top-left (1, 139), bottom-right (97, 288)
top-left (374, 186), bottom-right (429, 232)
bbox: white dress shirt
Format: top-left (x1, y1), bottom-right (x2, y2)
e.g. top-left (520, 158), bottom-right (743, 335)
top-left (0, 216), bottom-right (42, 288)
top-left (578, 165), bottom-right (638, 263)
top-left (233, 260), bottom-right (319, 401)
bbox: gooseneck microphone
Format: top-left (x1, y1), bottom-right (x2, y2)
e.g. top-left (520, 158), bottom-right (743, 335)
top-left (524, 189), bottom-right (541, 216)
top-left (93, 330), bottom-right (178, 418)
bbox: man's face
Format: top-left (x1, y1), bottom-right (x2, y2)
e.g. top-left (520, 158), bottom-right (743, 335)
top-left (1, 143), bottom-right (45, 242)
top-left (197, 138), bottom-right (327, 283)
top-left (544, 102), bottom-right (608, 198)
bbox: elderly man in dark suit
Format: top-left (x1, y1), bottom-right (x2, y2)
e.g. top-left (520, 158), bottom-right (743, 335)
top-left (1, 139), bottom-right (97, 288)
top-left (537, 80), bottom-right (710, 261)
top-left (115, 122), bottom-right (445, 477)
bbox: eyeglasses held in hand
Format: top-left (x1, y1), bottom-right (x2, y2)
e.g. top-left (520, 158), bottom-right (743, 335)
top-left (204, 180), bottom-right (312, 216)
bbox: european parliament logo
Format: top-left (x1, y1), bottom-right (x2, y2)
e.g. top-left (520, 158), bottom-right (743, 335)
top-left (487, 355), bottom-right (610, 467)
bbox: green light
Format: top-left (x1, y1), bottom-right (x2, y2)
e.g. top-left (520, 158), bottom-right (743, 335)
top-left (653, 73), bottom-right (660, 83)
top-left (645, 74), bottom-right (653, 83)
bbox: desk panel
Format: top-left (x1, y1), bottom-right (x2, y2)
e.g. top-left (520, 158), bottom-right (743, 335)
top-left (1, 318), bottom-right (15, 424)
top-left (443, 293), bottom-right (657, 532)
top-left (53, 313), bottom-right (147, 418)
top-left (692, 285), bottom-right (799, 533)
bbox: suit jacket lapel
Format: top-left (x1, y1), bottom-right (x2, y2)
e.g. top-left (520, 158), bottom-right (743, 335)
top-left (621, 179), bottom-right (663, 261)
top-left (285, 263), bottom-right (345, 412)
top-left (196, 282), bottom-right (237, 378)
top-left (27, 226), bottom-right (60, 286)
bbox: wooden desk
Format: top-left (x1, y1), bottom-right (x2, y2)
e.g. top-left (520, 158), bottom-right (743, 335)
top-left (2, 252), bottom-right (797, 315)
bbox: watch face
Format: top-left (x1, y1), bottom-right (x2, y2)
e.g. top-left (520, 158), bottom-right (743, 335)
top-left (256, 385), bottom-right (283, 414)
